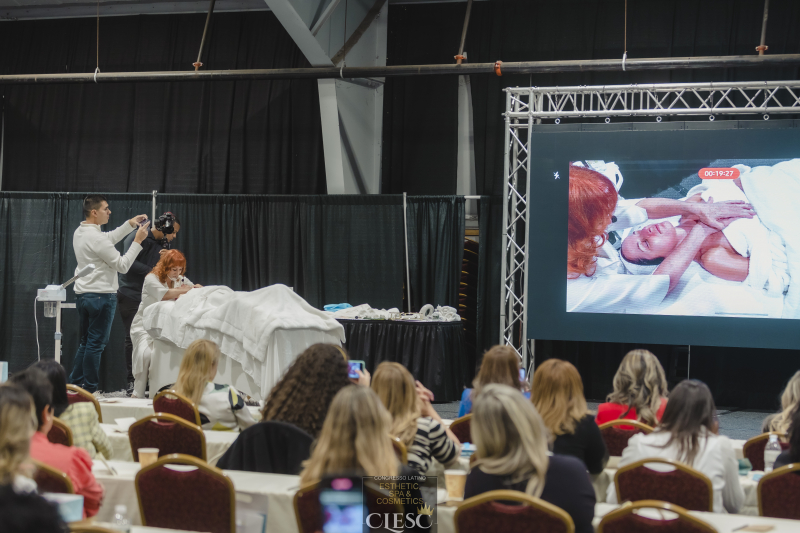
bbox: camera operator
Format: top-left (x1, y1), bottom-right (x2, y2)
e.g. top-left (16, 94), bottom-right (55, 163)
top-left (116, 212), bottom-right (181, 396)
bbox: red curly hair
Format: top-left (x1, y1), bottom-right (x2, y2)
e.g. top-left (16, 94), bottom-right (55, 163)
top-left (568, 164), bottom-right (618, 278)
top-left (150, 249), bottom-right (187, 284)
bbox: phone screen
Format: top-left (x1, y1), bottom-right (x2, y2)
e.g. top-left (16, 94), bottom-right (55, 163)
top-left (320, 479), bottom-right (364, 533)
top-left (519, 368), bottom-right (526, 381)
top-left (348, 361), bottom-right (365, 379)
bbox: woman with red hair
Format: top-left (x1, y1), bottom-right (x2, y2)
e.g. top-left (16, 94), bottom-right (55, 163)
top-left (129, 250), bottom-right (201, 397)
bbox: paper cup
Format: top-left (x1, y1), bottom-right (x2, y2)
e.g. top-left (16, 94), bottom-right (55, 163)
top-left (138, 448), bottom-right (160, 467)
top-left (444, 469), bottom-right (467, 502)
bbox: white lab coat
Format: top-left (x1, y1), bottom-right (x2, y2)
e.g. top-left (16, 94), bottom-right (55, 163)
top-left (567, 199), bottom-right (670, 314)
top-left (130, 273), bottom-right (192, 397)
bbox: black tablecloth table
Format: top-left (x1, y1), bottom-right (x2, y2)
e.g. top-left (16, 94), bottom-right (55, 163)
top-left (337, 319), bottom-right (473, 402)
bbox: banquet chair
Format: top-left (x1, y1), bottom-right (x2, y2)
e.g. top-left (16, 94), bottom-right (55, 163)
top-left (216, 421), bottom-right (313, 474)
top-left (47, 418), bottom-right (74, 447)
top-left (757, 463), bottom-right (800, 519)
top-left (294, 480), bottom-right (404, 533)
top-left (70, 526), bottom-right (117, 533)
top-left (153, 389), bottom-right (202, 426)
top-left (597, 500), bottom-right (715, 533)
top-left (66, 384), bottom-right (103, 423)
top-left (391, 435), bottom-right (408, 464)
top-left (450, 414), bottom-right (472, 444)
top-left (135, 453), bottom-right (235, 533)
top-left (598, 419), bottom-right (654, 456)
top-left (454, 490), bottom-right (574, 533)
top-left (744, 432), bottom-right (789, 471)
top-left (32, 459), bottom-right (74, 494)
top-left (129, 413), bottom-right (206, 462)
top-left (615, 458), bottom-right (713, 512)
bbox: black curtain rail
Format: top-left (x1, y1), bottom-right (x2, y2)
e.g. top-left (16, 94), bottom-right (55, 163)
top-left (2, 54), bottom-right (800, 84)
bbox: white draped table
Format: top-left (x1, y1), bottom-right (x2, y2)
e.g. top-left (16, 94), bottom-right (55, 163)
top-left (100, 424), bottom-right (240, 465)
top-left (97, 397), bottom-right (261, 423)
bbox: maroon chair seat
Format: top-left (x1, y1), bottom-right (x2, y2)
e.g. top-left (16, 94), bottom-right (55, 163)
top-left (135, 454), bottom-right (234, 533)
top-left (129, 413), bottom-right (206, 461)
top-left (66, 384), bottom-right (103, 422)
top-left (598, 500), bottom-right (715, 533)
top-left (758, 463), bottom-right (800, 519)
top-left (615, 459), bottom-right (713, 512)
top-left (32, 460), bottom-right (74, 494)
top-left (743, 432), bottom-right (788, 471)
top-left (598, 420), bottom-right (653, 456)
top-left (47, 418), bottom-right (74, 447)
top-left (450, 414), bottom-right (471, 443)
top-left (454, 490), bottom-right (574, 533)
top-left (153, 390), bottom-right (202, 426)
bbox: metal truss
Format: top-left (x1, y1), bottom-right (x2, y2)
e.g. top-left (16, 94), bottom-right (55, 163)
top-left (499, 80), bottom-right (798, 368)
top-left (506, 81), bottom-right (800, 120)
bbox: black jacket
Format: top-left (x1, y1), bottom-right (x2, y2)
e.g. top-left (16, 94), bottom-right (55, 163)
top-left (216, 421), bottom-right (313, 475)
top-left (117, 230), bottom-right (166, 301)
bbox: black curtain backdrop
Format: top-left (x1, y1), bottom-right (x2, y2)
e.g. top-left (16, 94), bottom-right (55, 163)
top-left (0, 12), bottom-right (326, 194)
top-left (406, 196), bottom-right (465, 311)
top-left (0, 192), bottom-right (474, 393)
top-left (476, 196), bottom-right (503, 371)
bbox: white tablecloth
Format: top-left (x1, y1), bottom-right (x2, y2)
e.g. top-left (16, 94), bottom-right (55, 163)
top-left (97, 398), bottom-right (261, 423)
top-left (101, 424), bottom-right (239, 465)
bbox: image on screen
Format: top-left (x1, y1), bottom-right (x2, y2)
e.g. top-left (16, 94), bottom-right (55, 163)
top-left (566, 158), bottom-right (799, 320)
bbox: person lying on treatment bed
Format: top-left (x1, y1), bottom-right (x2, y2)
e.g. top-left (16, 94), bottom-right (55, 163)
top-left (621, 178), bottom-right (769, 288)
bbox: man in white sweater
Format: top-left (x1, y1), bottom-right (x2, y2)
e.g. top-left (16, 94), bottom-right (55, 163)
top-left (69, 195), bottom-right (150, 393)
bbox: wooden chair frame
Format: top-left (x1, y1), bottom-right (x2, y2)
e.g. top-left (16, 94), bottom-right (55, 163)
top-left (614, 458), bottom-right (713, 512)
top-left (743, 432), bottom-right (787, 466)
top-left (390, 436), bottom-right (408, 464)
top-left (32, 459), bottom-right (75, 493)
top-left (66, 384), bottom-right (103, 423)
top-left (597, 499), bottom-right (715, 533)
top-left (454, 489), bottom-right (575, 533)
top-left (757, 462), bottom-right (800, 517)
top-left (135, 453), bottom-right (235, 533)
top-left (153, 389), bottom-right (202, 426)
top-left (128, 412), bottom-right (207, 462)
top-left (69, 526), bottom-right (118, 533)
top-left (598, 419), bottom-right (655, 433)
top-left (50, 418), bottom-right (74, 447)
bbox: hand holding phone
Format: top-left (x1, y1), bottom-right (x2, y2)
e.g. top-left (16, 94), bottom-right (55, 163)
top-left (348, 360), bottom-right (365, 379)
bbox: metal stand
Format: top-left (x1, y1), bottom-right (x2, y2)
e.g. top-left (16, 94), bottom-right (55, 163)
top-left (54, 302), bottom-right (76, 363)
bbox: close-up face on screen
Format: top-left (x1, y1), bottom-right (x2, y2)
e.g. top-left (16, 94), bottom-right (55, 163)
top-left (566, 158), bottom-right (799, 320)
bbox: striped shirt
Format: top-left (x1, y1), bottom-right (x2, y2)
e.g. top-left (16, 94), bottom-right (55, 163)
top-left (407, 416), bottom-right (460, 474)
top-left (58, 402), bottom-right (112, 460)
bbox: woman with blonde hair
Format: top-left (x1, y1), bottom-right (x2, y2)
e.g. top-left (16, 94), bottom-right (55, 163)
top-left (458, 345), bottom-right (527, 417)
top-left (299, 386), bottom-right (406, 485)
top-left (130, 249), bottom-right (200, 398)
top-left (171, 339), bottom-right (255, 431)
top-left (596, 349), bottom-right (669, 426)
top-left (465, 384), bottom-right (595, 533)
top-left (0, 384), bottom-right (37, 493)
top-left (763, 370), bottom-right (800, 435)
top-left (532, 359), bottom-right (608, 474)
top-left (371, 362), bottom-right (460, 473)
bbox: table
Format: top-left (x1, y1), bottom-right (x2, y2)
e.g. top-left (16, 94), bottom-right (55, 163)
top-left (97, 397), bottom-right (261, 423)
top-left (101, 424), bottom-right (239, 465)
top-left (337, 319), bottom-right (473, 402)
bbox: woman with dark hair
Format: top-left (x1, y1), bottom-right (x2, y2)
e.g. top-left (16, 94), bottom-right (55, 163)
top-left (773, 406), bottom-right (800, 470)
top-left (261, 344), bottom-right (366, 438)
top-left (608, 380), bottom-right (743, 513)
top-left (458, 345), bottom-right (527, 417)
top-left (33, 361), bottom-right (111, 459)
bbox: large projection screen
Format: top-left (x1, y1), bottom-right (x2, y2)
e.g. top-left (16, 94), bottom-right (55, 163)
top-left (527, 120), bottom-right (800, 350)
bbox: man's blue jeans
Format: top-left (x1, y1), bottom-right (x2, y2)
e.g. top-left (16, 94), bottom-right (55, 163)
top-left (69, 293), bottom-right (117, 393)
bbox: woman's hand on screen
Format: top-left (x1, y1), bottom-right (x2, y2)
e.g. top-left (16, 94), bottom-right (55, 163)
top-left (692, 198), bottom-right (754, 229)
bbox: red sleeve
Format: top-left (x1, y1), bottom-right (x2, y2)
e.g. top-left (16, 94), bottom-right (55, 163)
top-left (596, 403), bottom-right (620, 425)
top-left (69, 448), bottom-right (105, 518)
top-left (656, 398), bottom-right (668, 421)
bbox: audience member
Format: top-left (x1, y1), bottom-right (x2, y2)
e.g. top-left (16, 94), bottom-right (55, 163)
top-left (763, 370), bottom-right (800, 435)
top-left (774, 405), bottom-right (800, 470)
top-left (609, 379), bottom-right (743, 513)
top-left (33, 360), bottom-right (111, 459)
top-left (531, 359), bottom-right (608, 474)
top-left (171, 339), bottom-right (256, 431)
top-left (371, 362), bottom-right (460, 474)
top-left (10, 368), bottom-right (104, 518)
top-left (261, 344), bottom-right (358, 438)
top-left (0, 484), bottom-right (65, 533)
top-left (596, 349), bottom-right (669, 426)
top-left (299, 385), bottom-right (408, 485)
top-left (464, 384), bottom-right (596, 533)
top-left (458, 345), bottom-right (528, 417)
top-left (0, 384), bottom-right (37, 493)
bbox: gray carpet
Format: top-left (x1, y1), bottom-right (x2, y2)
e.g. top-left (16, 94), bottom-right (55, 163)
top-left (433, 401), bottom-right (771, 441)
